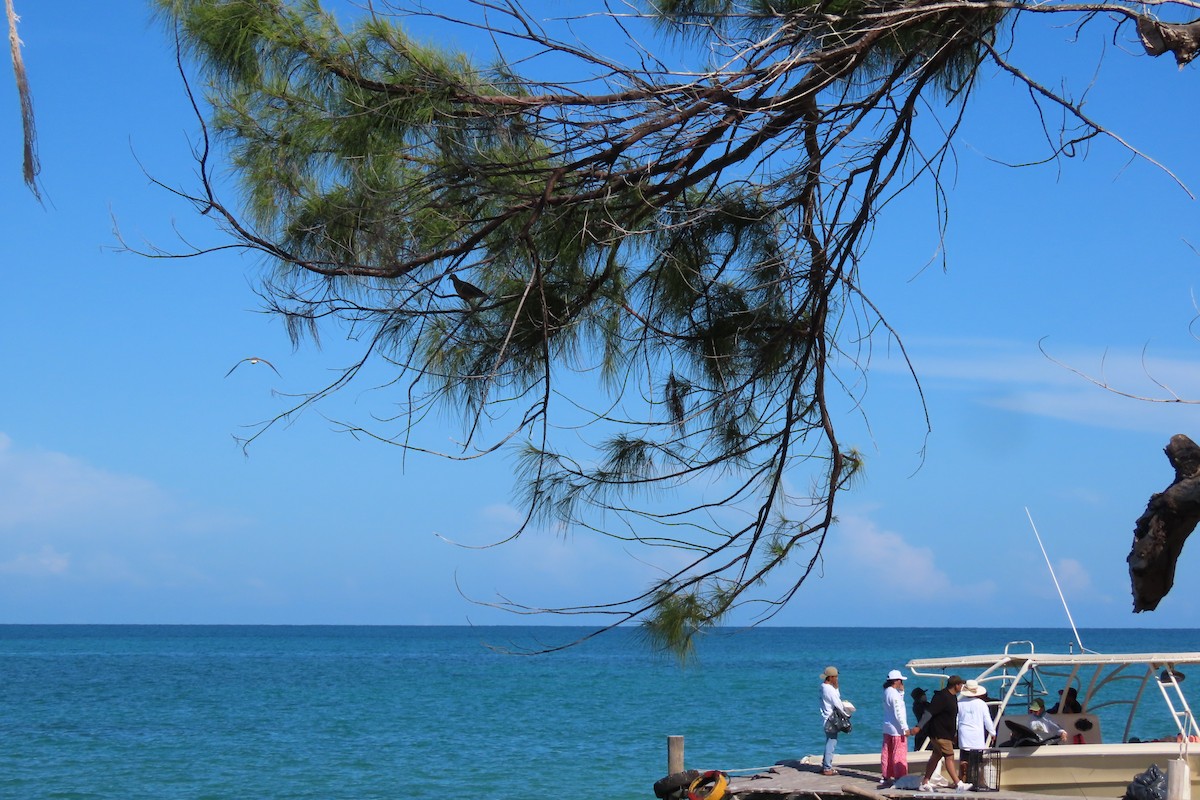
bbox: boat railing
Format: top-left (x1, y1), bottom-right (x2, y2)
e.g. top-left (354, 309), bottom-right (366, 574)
top-left (1003, 641), bottom-right (1036, 658)
top-left (1154, 667), bottom-right (1200, 753)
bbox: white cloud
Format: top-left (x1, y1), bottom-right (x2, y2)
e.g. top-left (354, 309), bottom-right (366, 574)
top-left (836, 515), bottom-right (958, 595)
top-left (1050, 557), bottom-right (1092, 595)
top-left (878, 339), bottom-right (1200, 433)
top-left (441, 501), bottom-right (674, 618)
top-left (1056, 487), bottom-right (1111, 508)
top-left (482, 503), bottom-right (525, 526)
top-left (0, 545), bottom-right (70, 576)
top-left (77, 552), bottom-right (144, 584)
top-left (823, 512), bottom-right (1001, 604)
top-left (762, 511), bottom-right (1007, 626)
top-left (0, 433), bottom-right (171, 531)
top-left (0, 434), bottom-right (240, 602)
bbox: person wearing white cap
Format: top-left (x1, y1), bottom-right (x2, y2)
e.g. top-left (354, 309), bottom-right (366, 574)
top-left (879, 669), bottom-right (915, 788)
top-left (957, 679), bottom-right (997, 750)
top-left (819, 666), bottom-right (849, 775)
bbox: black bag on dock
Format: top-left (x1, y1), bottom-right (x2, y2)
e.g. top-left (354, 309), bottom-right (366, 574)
top-left (1123, 763), bottom-right (1167, 800)
top-left (654, 769), bottom-right (701, 800)
top-left (824, 708), bottom-right (852, 736)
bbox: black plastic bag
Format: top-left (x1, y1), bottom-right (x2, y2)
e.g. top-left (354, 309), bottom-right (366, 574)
top-left (1124, 763), bottom-right (1167, 800)
top-left (824, 708), bottom-right (852, 735)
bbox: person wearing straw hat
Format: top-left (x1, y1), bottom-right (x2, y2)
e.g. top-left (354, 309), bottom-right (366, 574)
top-left (819, 666), bottom-right (849, 775)
top-left (957, 679), bottom-right (996, 750)
top-left (879, 669), bottom-right (915, 788)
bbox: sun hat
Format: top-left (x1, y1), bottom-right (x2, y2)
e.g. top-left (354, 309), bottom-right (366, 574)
top-left (887, 669), bottom-right (906, 681)
top-left (911, 687), bottom-right (927, 699)
top-left (1030, 698), bottom-right (1046, 711)
top-left (822, 666), bottom-right (839, 679)
top-left (960, 679), bottom-right (987, 698)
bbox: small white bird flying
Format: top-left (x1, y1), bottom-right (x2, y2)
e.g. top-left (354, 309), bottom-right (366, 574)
top-left (224, 357), bottom-right (282, 378)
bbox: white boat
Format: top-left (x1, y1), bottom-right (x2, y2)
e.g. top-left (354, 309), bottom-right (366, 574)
top-left (814, 641), bottom-right (1200, 797)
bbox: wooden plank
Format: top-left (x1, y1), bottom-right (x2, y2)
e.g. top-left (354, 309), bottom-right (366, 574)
top-left (725, 763), bottom-right (1110, 800)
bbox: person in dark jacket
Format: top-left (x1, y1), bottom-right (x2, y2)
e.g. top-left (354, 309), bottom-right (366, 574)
top-left (912, 675), bottom-right (970, 792)
top-left (911, 687), bottom-right (930, 750)
top-left (1049, 687), bottom-right (1082, 714)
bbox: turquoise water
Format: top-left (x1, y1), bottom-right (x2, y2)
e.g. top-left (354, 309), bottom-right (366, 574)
top-left (2, 626), bottom-right (1198, 799)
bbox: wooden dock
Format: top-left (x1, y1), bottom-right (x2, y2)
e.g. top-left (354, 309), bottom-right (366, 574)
top-left (725, 761), bottom-right (1085, 800)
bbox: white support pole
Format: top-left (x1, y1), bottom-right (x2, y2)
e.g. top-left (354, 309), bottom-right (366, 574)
top-left (1168, 758), bottom-right (1191, 800)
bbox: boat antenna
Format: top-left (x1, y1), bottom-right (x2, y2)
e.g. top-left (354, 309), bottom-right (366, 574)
top-left (1025, 507), bottom-right (1088, 654)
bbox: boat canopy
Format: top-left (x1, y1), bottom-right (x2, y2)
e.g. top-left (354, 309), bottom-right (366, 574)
top-left (906, 641), bottom-right (1200, 744)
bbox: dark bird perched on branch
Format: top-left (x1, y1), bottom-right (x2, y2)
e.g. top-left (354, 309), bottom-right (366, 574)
top-left (224, 357), bottom-right (281, 378)
top-left (448, 274), bottom-right (488, 305)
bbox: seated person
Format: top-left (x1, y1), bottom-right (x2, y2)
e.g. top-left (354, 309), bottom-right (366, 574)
top-left (1049, 687), bottom-right (1082, 714)
top-left (1029, 698), bottom-right (1068, 742)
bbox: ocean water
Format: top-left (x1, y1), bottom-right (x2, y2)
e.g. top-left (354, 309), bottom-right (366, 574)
top-left (2, 625), bottom-right (1199, 799)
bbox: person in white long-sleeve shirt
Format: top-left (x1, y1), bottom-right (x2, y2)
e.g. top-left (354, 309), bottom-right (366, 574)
top-left (879, 669), bottom-right (915, 788)
top-left (957, 679), bottom-right (997, 749)
top-left (1028, 698), bottom-right (1068, 742)
top-left (819, 666), bottom-right (848, 775)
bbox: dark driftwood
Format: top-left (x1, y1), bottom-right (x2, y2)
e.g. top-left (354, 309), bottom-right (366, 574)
top-left (1137, 16), bottom-right (1200, 67)
top-left (1129, 434), bottom-right (1200, 612)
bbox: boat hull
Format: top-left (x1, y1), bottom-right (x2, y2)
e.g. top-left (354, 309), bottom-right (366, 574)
top-left (992, 743), bottom-right (1197, 798)
top-left (816, 743), bottom-right (1200, 797)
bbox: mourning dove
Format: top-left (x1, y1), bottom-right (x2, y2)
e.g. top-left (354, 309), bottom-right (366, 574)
top-left (448, 274), bottom-right (488, 304)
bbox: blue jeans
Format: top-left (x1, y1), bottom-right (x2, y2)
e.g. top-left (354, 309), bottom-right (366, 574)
top-left (823, 731), bottom-right (838, 770)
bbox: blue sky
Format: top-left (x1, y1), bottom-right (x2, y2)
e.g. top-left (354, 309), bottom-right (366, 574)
top-left (1, 2), bottom-right (1198, 630)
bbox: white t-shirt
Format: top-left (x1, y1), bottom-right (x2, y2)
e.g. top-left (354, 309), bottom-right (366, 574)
top-left (956, 696), bottom-right (996, 749)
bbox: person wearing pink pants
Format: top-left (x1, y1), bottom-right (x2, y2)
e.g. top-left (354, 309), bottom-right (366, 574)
top-left (879, 669), bottom-right (915, 788)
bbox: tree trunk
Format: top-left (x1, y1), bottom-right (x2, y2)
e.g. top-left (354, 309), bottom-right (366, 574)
top-left (1129, 434), bottom-right (1200, 612)
top-left (1137, 15), bottom-right (1200, 67)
